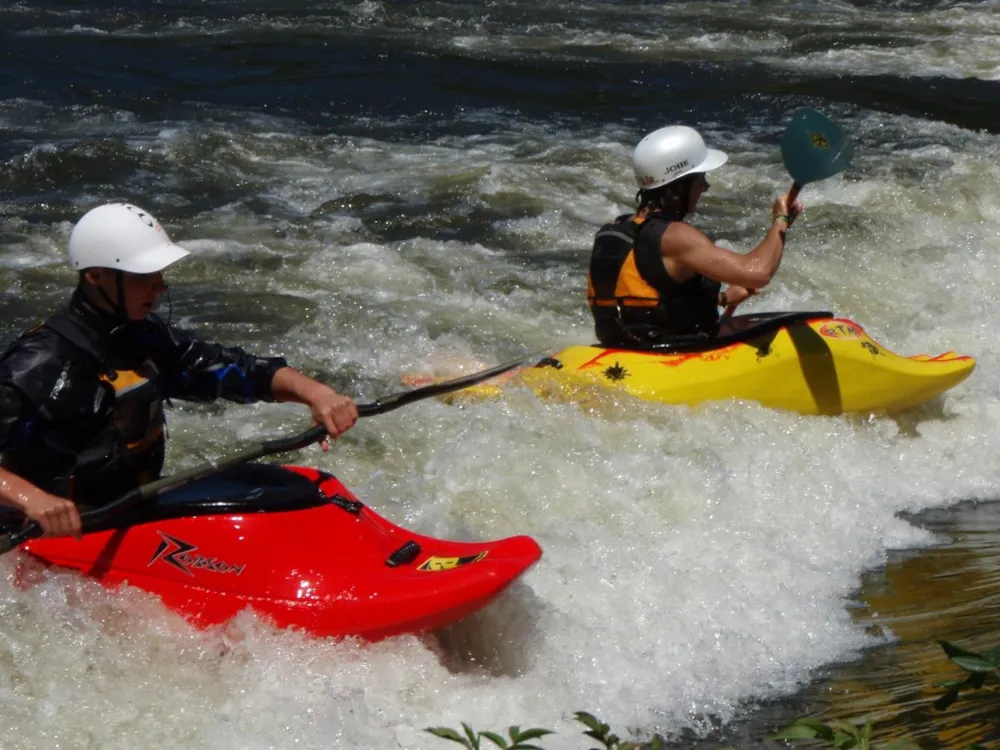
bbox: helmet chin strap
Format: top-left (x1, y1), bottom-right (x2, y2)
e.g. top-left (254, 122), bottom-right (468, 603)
top-left (93, 270), bottom-right (130, 325)
top-left (91, 270), bottom-right (172, 325)
top-left (164, 285), bottom-right (173, 325)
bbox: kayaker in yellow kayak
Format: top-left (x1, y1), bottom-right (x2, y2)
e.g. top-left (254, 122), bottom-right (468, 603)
top-left (0, 203), bottom-right (358, 538)
top-left (588, 125), bottom-right (804, 346)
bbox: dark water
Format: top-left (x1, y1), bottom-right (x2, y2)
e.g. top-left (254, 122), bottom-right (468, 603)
top-left (3, 1), bottom-right (997, 136)
top-left (2, 2), bottom-right (1000, 748)
top-left (4, 1), bottom-right (1000, 218)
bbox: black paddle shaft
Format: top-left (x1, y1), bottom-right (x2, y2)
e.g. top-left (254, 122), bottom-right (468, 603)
top-left (0, 352), bottom-right (541, 554)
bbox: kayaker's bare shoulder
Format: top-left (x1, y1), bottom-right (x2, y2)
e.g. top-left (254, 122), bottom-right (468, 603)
top-left (659, 219), bottom-right (715, 259)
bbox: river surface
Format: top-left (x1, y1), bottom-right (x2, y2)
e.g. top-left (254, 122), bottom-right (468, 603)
top-left (2, 2), bottom-right (1000, 748)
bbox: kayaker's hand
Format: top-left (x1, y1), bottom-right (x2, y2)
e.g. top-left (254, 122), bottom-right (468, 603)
top-left (721, 285), bottom-right (756, 318)
top-left (772, 194), bottom-right (804, 227)
top-left (723, 285), bottom-right (755, 307)
top-left (22, 492), bottom-right (82, 538)
top-left (270, 367), bottom-right (359, 450)
top-left (306, 384), bottom-right (359, 450)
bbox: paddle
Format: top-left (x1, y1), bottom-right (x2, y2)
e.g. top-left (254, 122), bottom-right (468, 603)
top-left (0, 352), bottom-right (540, 554)
top-left (720, 109), bottom-right (852, 320)
top-left (779, 107), bottom-right (854, 217)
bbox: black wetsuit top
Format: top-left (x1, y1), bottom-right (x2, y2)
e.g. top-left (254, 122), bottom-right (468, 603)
top-left (0, 290), bottom-right (288, 505)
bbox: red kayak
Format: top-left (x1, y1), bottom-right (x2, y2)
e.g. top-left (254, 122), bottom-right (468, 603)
top-left (18, 463), bottom-right (542, 641)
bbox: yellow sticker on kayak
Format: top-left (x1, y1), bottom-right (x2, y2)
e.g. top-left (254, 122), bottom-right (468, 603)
top-left (819, 321), bottom-right (863, 339)
top-left (418, 552), bottom-right (488, 572)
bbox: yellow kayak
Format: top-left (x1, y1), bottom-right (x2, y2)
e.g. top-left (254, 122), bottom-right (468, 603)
top-left (422, 312), bottom-right (975, 416)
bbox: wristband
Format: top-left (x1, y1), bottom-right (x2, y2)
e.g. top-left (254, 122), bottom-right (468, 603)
top-left (774, 214), bottom-right (790, 228)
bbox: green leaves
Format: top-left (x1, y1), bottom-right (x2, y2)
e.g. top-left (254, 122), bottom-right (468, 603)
top-left (572, 710), bottom-right (667, 749)
top-left (423, 723), bottom-right (553, 750)
top-left (934, 640), bottom-right (1000, 710)
top-left (425, 723), bottom-right (479, 749)
top-left (772, 718), bottom-right (874, 750)
top-left (771, 718), bottom-right (922, 750)
top-left (425, 725), bottom-right (472, 748)
top-left (574, 711), bottom-right (622, 748)
top-left (426, 712), bottom-right (668, 750)
top-left (772, 719), bottom-right (835, 741)
top-left (939, 640), bottom-right (1000, 673)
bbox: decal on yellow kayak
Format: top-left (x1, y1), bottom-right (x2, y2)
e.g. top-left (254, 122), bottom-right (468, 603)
top-left (819, 321), bottom-right (863, 339)
top-left (418, 552), bottom-right (488, 572)
top-left (603, 362), bottom-right (629, 381)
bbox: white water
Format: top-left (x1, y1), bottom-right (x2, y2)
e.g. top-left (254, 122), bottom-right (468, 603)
top-left (3, 4), bottom-right (1000, 749)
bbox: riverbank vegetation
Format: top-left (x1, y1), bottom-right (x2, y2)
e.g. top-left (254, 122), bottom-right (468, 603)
top-left (425, 639), bottom-right (999, 749)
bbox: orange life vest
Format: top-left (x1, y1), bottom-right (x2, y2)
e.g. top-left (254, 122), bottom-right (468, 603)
top-left (587, 213), bottom-right (720, 345)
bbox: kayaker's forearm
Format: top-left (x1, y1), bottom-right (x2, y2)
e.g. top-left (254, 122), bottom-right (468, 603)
top-left (0, 467), bottom-right (48, 512)
top-left (0, 466), bottom-right (82, 538)
top-left (743, 218), bottom-right (789, 287)
top-left (270, 367), bottom-right (329, 405)
top-left (269, 367), bottom-right (359, 440)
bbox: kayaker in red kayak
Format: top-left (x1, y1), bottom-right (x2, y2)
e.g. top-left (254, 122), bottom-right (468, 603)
top-left (588, 125), bottom-right (803, 346)
top-left (0, 203), bottom-right (358, 538)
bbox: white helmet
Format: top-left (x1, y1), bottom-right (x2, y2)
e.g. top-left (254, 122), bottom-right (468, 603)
top-left (633, 126), bottom-right (728, 190)
top-left (68, 203), bottom-right (190, 273)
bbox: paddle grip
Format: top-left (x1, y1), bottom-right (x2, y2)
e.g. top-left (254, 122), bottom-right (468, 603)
top-left (357, 402), bottom-right (382, 417)
top-left (260, 425), bottom-right (328, 453)
top-left (786, 181), bottom-right (802, 215)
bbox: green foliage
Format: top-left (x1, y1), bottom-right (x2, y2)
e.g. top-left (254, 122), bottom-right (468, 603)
top-left (424, 722), bottom-right (553, 749)
top-left (573, 710), bottom-right (669, 748)
top-left (771, 717), bottom-right (919, 750)
top-left (428, 638), bottom-right (998, 750)
top-left (933, 640), bottom-right (1000, 711)
top-left (574, 711), bottom-right (625, 748)
top-left (425, 711), bottom-right (668, 750)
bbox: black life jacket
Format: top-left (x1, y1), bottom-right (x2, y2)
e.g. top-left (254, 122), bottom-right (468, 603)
top-left (2, 311), bottom-right (168, 504)
top-left (49, 313), bottom-right (166, 491)
top-left (587, 213), bottom-right (720, 346)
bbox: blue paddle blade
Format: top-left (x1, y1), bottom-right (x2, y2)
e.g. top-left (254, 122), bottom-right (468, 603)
top-left (780, 108), bottom-right (854, 186)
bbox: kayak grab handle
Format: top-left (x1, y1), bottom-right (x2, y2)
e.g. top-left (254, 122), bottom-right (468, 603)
top-left (330, 494), bottom-right (363, 514)
top-left (386, 540), bottom-right (421, 567)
